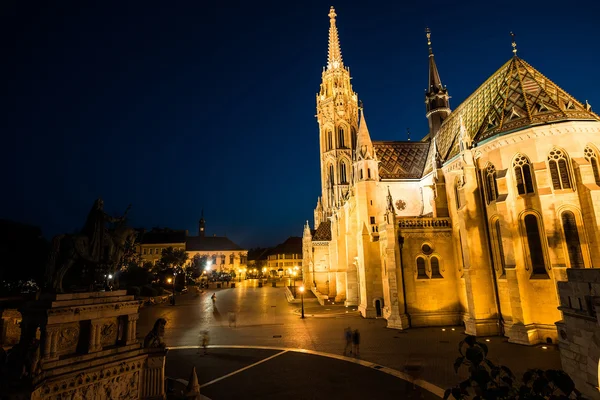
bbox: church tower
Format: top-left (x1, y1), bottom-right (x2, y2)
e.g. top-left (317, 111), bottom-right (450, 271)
top-left (315, 7), bottom-right (359, 225)
top-left (425, 28), bottom-right (450, 137)
top-left (198, 210), bottom-right (205, 237)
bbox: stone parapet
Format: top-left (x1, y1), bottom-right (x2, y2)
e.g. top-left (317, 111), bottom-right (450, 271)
top-left (398, 217), bottom-right (451, 229)
top-left (555, 268), bottom-right (600, 399)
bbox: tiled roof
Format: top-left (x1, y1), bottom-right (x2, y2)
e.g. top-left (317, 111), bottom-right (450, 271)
top-left (138, 229), bottom-right (186, 244)
top-left (374, 141), bottom-right (430, 179)
top-left (424, 56), bottom-right (599, 176)
top-left (186, 236), bottom-right (243, 252)
top-left (269, 237), bottom-right (302, 255)
top-left (313, 221), bottom-right (332, 241)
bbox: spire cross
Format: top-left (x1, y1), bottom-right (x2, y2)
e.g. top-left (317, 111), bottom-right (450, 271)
top-left (510, 32), bottom-right (517, 55)
top-left (359, 100), bottom-right (364, 111)
top-left (328, 6), bottom-right (336, 20)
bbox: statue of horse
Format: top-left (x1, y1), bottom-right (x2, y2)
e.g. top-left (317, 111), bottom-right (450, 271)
top-left (46, 224), bottom-right (137, 293)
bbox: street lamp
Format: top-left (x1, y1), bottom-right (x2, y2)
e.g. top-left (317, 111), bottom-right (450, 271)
top-left (299, 286), bottom-right (305, 318)
top-left (172, 271), bottom-right (177, 305)
top-left (292, 271), bottom-right (297, 296)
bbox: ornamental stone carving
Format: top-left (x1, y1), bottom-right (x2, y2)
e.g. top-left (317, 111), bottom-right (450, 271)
top-left (56, 323), bottom-right (79, 355)
top-left (100, 319), bottom-right (118, 347)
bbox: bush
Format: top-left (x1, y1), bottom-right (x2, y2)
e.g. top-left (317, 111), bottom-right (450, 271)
top-left (127, 286), bottom-right (141, 297)
top-left (155, 286), bottom-right (164, 296)
top-left (141, 285), bottom-right (158, 297)
top-left (444, 335), bottom-right (582, 399)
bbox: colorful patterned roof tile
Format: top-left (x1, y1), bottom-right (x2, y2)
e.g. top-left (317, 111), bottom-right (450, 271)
top-left (374, 141), bottom-right (430, 179)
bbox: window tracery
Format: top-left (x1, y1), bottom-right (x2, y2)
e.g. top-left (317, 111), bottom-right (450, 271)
top-left (513, 154), bottom-right (534, 195)
top-left (548, 148), bottom-right (572, 190)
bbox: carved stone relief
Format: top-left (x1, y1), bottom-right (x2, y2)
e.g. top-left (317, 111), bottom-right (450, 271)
top-left (100, 319), bottom-right (118, 347)
top-left (56, 323), bottom-right (79, 356)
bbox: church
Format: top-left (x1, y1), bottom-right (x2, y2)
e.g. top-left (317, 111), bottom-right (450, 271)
top-left (302, 7), bottom-right (600, 345)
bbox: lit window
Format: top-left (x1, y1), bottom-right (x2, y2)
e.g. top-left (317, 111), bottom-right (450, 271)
top-left (430, 257), bottom-right (442, 278)
top-left (513, 154), bottom-right (535, 195)
top-left (416, 257), bottom-right (428, 279)
top-left (584, 145), bottom-right (600, 186)
top-left (485, 163), bottom-right (498, 203)
top-left (338, 127), bottom-right (345, 148)
top-left (340, 162), bottom-right (347, 184)
top-left (494, 220), bottom-right (506, 276)
top-left (561, 211), bottom-right (585, 268)
top-left (524, 214), bottom-right (547, 275)
top-left (548, 148), bottom-right (572, 190)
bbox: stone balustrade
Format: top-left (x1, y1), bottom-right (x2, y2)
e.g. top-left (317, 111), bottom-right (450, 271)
top-left (397, 217), bottom-right (451, 229)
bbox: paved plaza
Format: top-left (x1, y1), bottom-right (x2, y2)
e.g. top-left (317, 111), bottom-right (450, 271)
top-left (137, 280), bottom-right (561, 399)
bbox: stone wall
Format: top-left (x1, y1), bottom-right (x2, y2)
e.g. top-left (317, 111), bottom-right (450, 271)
top-left (1, 309), bottom-right (22, 347)
top-left (556, 268), bottom-right (600, 399)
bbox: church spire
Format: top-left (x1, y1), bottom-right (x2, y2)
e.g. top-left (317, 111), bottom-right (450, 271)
top-left (425, 28), bottom-right (451, 137)
top-left (327, 6), bottom-right (343, 70)
top-left (199, 209), bottom-right (206, 237)
top-left (356, 102), bottom-right (375, 160)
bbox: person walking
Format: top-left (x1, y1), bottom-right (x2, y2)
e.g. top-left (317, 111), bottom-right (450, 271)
top-left (352, 329), bottom-right (360, 357)
top-left (343, 327), bottom-right (352, 356)
top-left (199, 330), bottom-right (209, 355)
top-left (211, 293), bottom-right (216, 303)
top-left (228, 311), bottom-right (237, 328)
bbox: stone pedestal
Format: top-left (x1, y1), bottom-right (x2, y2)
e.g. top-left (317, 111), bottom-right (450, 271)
top-left (12, 291), bottom-right (167, 400)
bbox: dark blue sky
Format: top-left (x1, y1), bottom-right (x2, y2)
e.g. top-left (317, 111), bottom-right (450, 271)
top-left (4, 0), bottom-right (599, 248)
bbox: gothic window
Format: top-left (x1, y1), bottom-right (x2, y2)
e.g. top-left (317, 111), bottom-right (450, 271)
top-left (327, 130), bottom-right (333, 151)
top-left (524, 214), bottom-right (547, 275)
top-left (340, 162), bottom-right (347, 184)
top-left (230, 254), bottom-right (234, 264)
top-left (431, 257), bottom-right (443, 278)
top-left (561, 211), bottom-right (585, 268)
top-left (370, 216), bottom-right (375, 224)
top-left (485, 163), bottom-right (499, 203)
top-left (584, 145), bottom-right (600, 186)
top-left (454, 177), bottom-right (461, 209)
top-left (360, 169), bottom-right (363, 180)
top-left (351, 127), bottom-right (357, 150)
top-left (367, 168), bottom-right (371, 179)
top-left (548, 148), bottom-right (572, 190)
top-left (416, 257), bottom-right (428, 279)
top-left (329, 165), bottom-right (335, 186)
top-left (338, 127), bottom-right (345, 148)
top-left (494, 220), bottom-right (506, 276)
top-left (513, 154), bottom-right (535, 195)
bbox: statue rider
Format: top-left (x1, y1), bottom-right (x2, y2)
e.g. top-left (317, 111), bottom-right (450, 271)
top-left (81, 198), bottom-right (124, 263)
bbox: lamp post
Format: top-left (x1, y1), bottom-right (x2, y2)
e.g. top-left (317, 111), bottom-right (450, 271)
top-left (292, 271), bottom-right (297, 297)
top-left (299, 286), bottom-right (305, 318)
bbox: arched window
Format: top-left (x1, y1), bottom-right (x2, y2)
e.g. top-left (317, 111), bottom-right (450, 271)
top-left (367, 168), bottom-right (371, 179)
top-left (431, 257), bottom-right (443, 278)
top-left (561, 211), bottom-right (585, 268)
top-left (351, 127), bottom-right (357, 150)
top-left (327, 130), bottom-right (333, 151)
top-left (494, 220), bottom-right (506, 276)
top-left (338, 127), bottom-right (345, 148)
top-left (454, 177), bottom-right (462, 209)
top-left (329, 165), bottom-right (335, 186)
top-left (340, 162), bottom-right (347, 184)
top-left (548, 148), bottom-right (572, 190)
top-left (584, 145), bottom-right (600, 186)
top-left (416, 257), bottom-right (428, 279)
top-left (513, 154), bottom-right (535, 195)
top-left (230, 254), bottom-right (234, 264)
top-left (485, 164), bottom-right (499, 203)
top-left (524, 214), bottom-right (547, 275)
top-left (360, 169), bottom-right (363, 180)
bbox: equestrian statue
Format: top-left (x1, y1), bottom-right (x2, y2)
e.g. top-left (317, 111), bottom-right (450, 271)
top-left (45, 198), bottom-right (137, 292)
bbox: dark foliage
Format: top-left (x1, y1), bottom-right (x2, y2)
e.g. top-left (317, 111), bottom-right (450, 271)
top-left (444, 335), bottom-right (582, 400)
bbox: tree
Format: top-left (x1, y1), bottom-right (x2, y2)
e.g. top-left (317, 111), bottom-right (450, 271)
top-left (156, 247), bottom-right (188, 272)
top-left (445, 335), bottom-right (581, 399)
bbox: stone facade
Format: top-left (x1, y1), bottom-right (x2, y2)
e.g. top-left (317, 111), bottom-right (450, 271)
top-left (9, 290), bottom-right (166, 399)
top-left (556, 269), bottom-right (600, 399)
top-left (303, 7), bottom-right (600, 346)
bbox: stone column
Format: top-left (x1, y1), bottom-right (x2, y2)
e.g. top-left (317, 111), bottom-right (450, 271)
top-left (89, 321), bottom-right (103, 353)
top-left (126, 314), bottom-right (139, 345)
top-left (43, 326), bottom-right (60, 360)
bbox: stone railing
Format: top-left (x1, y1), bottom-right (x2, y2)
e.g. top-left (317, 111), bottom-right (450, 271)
top-left (398, 217), bottom-right (451, 229)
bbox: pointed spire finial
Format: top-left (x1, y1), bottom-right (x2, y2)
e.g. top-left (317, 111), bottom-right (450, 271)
top-left (510, 32), bottom-right (517, 56)
top-left (386, 186), bottom-right (395, 215)
top-left (426, 27), bottom-right (433, 55)
top-left (327, 6), bottom-right (343, 70)
top-left (359, 100), bottom-right (364, 111)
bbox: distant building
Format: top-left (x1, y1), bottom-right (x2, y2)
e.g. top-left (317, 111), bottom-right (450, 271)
top-left (136, 228), bottom-right (187, 266)
top-left (247, 247), bottom-right (269, 276)
top-left (135, 214), bottom-right (247, 272)
top-left (267, 237), bottom-right (302, 277)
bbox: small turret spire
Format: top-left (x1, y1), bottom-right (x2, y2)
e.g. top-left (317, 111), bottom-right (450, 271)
top-left (510, 32), bottom-right (517, 56)
top-left (426, 27), bottom-right (442, 89)
top-left (426, 27), bottom-right (433, 55)
top-left (356, 103), bottom-right (374, 160)
top-left (424, 27), bottom-right (450, 136)
top-left (327, 6), bottom-right (343, 70)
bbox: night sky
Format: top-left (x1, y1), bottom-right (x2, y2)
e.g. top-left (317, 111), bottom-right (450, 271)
top-left (4, 0), bottom-right (599, 248)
